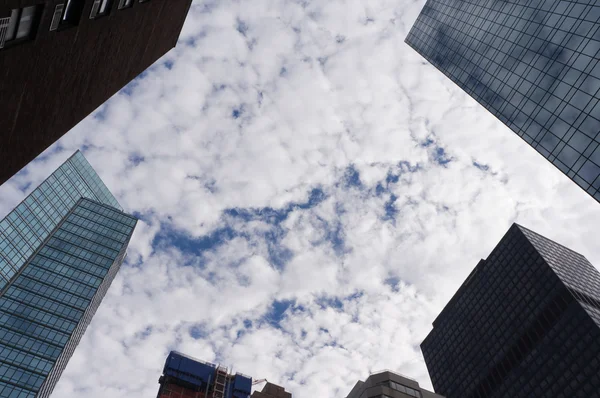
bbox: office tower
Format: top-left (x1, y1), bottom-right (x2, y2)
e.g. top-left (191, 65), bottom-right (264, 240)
top-left (251, 382), bottom-right (292, 398)
top-left (421, 223), bottom-right (600, 397)
top-left (157, 351), bottom-right (253, 398)
top-left (0, 151), bottom-right (136, 398)
top-left (0, 0), bottom-right (193, 186)
top-left (345, 370), bottom-right (444, 398)
top-left (406, 1), bottom-right (600, 203)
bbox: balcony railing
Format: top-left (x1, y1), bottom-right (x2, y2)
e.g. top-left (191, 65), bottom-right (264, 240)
top-left (0, 16), bottom-right (11, 49)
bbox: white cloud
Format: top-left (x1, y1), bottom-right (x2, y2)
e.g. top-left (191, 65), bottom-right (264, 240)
top-left (1, 0), bottom-right (600, 397)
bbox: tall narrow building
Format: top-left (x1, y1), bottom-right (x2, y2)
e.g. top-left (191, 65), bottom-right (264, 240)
top-left (421, 223), bottom-right (600, 397)
top-left (0, 0), bottom-right (193, 186)
top-left (406, 1), bottom-right (600, 203)
top-left (345, 370), bottom-right (444, 398)
top-left (0, 151), bottom-right (136, 398)
top-left (157, 351), bottom-right (253, 398)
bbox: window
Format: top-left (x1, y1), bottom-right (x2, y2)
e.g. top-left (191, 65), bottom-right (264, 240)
top-left (63, 0), bottom-right (85, 25)
top-left (90, 0), bottom-right (113, 19)
top-left (50, 0), bottom-right (85, 31)
top-left (1, 5), bottom-right (41, 48)
top-left (387, 381), bottom-right (421, 397)
top-left (118, 0), bottom-right (134, 9)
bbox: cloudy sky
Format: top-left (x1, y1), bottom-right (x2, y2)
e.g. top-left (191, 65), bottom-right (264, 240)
top-left (1, 0), bottom-right (600, 397)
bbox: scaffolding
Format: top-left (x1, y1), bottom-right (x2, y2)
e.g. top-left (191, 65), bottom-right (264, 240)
top-left (212, 365), bottom-right (229, 398)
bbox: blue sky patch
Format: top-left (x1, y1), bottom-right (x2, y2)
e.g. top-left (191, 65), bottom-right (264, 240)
top-left (264, 299), bottom-right (295, 327)
top-left (236, 18), bottom-right (249, 36)
top-left (128, 154), bottom-right (145, 166)
top-left (342, 165), bottom-right (362, 189)
top-left (384, 194), bottom-right (398, 222)
top-left (232, 108), bottom-right (243, 119)
top-left (190, 324), bottom-right (209, 339)
top-left (152, 224), bottom-right (237, 258)
top-left (432, 147), bottom-right (453, 166)
top-left (473, 161), bottom-right (490, 171)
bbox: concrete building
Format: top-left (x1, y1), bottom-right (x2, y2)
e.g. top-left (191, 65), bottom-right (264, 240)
top-left (421, 223), bottom-right (600, 397)
top-left (157, 351), bottom-right (252, 398)
top-left (0, 0), bottom-right (192, 186)
top-left (406, 0), bottom-right (600, 203)
top-left (345, 370), bottom-right (444, 398)
top-left (0, 150), bottom-right (137, 398)
top-left (251, 382), bottom-right (292, 398)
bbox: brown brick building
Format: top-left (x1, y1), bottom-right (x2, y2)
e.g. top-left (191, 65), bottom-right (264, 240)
top-left (0, 0), bottom-right (192, 186)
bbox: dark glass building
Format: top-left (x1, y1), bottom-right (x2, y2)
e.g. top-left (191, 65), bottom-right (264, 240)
top-left (157, 351), bottom-right (253, 398)
top-left (345, 370), bottom-right (444, 398)
top-left (0, 151), bottom-right (136, 397)
top-left (406, 1), bottom-right (600, 202)
top-left (421, 223), bottom-right (600, 397)
top-left (0, 0), bottom-right (192, 186)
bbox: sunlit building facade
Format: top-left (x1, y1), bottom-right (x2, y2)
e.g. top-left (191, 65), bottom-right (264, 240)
top-left (0, 151), bottom-right (136, 397)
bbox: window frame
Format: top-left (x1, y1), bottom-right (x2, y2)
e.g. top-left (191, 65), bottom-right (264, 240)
top-left (118, 0), bottom-right (134, 10)
top-left (90, 0), bottom-right (114, 19)
top-left (0, 5), bottom-right (42, 49)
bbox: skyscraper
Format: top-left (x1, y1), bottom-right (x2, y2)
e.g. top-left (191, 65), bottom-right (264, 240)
top-left (0, 0), bottom-right (193, 186)
top-left (421, 223), bottom-right (600, 397)
top-left (0, 151), bottom-right (136, 398)
top-left (345, 370), bottom-right (444, 398)
top-left (157, 351), bottom-right (253, 398)
top-left (406, 1), bottom-right (600, 203)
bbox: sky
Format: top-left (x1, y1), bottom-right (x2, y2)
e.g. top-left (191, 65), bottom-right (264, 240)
top-left (1, 0), bottom-right (600, 397)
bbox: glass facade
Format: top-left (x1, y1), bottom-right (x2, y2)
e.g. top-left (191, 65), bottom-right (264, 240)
top-left (406, 0), bottom-right (600, 202)
top-left (0, 152), bottom-right (136, 398)
top-left (421, 224), bottom-right (600, 397)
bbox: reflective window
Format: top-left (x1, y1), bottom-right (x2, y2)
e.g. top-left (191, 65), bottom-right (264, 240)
top-left (406, 0), bottom-right (600, 202)
top-left (3, 6), bottom-right (40, 46)
top-left (0, 152), bottom-right (135, 397)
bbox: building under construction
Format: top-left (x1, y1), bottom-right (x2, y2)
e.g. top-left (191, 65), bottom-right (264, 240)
top-left (157, 351), bottom-right (253, 398)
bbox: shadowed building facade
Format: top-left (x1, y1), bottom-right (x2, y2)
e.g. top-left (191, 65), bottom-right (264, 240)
top-left (421, 224), bottom-right (600, 397)
top-left (0, 151), bottom-right (137, 397)
top-left (0, 0), bottom-right (192, 186)
top-left (406, 1), bottom-right (600, 203)
top-left (345, 370), bottom-right (444, 398)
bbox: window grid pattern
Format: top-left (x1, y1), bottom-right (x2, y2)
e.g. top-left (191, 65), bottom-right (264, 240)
top-left (0, 151), bottom-right (123, 283)
top-left (421, 225), bottom-right (600, 397)
top-left (0, 198), bottom-right (135, 397)
top-left (520, 225), bottom-right (600, 299)
top-left (406, 0), bottom-right (600, 202)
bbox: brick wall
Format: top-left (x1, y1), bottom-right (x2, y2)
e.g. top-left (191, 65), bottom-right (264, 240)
top-left (0, 0), bottom-right (192, 185)
top-left (157, 382), bottom-right (209, 398)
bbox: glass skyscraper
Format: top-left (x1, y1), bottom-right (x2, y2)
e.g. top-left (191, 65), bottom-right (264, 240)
top-left (0, 151), bottom-right (136, 398)
top-left (406, 1), bottom-right (600, 203)
top-left (421, 224), bottom-right (600, 397)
